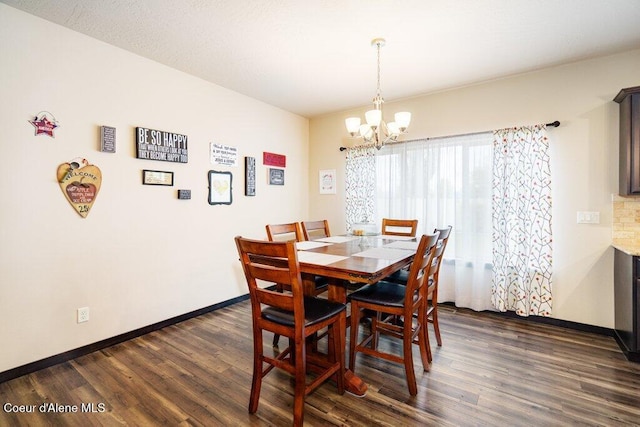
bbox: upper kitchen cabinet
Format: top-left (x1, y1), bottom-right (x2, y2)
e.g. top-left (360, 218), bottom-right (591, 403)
top-left (616, 86), bottom-right (640, 196)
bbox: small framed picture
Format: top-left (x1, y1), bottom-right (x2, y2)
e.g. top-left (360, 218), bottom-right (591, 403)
top-left (319, 169), bottom-right (336, 194)
top-left (142, 170), bottom-right (173, 186)
top-left (208, 170), bottom-right (232, 205)
top-left (100, 126), bottom-right (116, 153)
top-left (269, 168), bottom-right (284, 185)
top-left (245, 156), bottom-right (256, 196)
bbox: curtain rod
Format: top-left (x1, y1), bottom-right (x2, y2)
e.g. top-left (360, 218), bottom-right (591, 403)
top-left (338, 120), bottom-right (560, 151)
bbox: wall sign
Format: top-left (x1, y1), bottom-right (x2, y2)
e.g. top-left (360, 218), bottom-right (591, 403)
top-left (135, 127), bottom-right (188, 163)
top-left (210, 143), bottom-right (238, 166)
top-left (269, 168), bottom-right (284, 185)
top-left (57, 157), bottom-right (102, 218)
top-left (29, 111), bottom-right (59, 138)
top-left (142, 169), bottom-right (174, 186)
top-left (245, 156), bottom-right (256, 196)
top-left (100, 126), bottom-right (116, 153)
top-left (209, 170), bottom-right (232, 205)
top-left (263, 152), bottom-right (286, 168)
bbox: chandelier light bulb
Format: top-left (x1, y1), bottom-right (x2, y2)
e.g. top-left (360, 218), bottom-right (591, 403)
top-left (345, 117), bottom-right (361, 136)
top-left (365, 109), bottom-right (382, 128)
top-left (395, 112), bottom-right (411, 132)
top-left (387, 121), bottom-right (400, 136)
top-left (359, 124), bottom-right (373, 140)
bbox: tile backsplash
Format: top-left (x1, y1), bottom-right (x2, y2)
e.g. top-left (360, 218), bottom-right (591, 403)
top-left (613, 194), bottom-right (640, 244)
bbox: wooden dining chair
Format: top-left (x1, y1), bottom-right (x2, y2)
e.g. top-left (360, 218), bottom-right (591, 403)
top-left (235, 236), bottom-right (346, 426)
top-left (348, 233), bottom-right (439, 396)
top-left (425, 226), bottom-right (452, 354)
top-left (301, 219), bottom-right (331, 241)
top-left (384, 225), bottom-right (452, 361)
top-left (381, 218), bottom-right (418, 237)
top-left (266, 223), bottom-right (330, 300)
top-left (265, 222), bottom-right (304, 242)
top-left (266, 222), bottom-right (329, 346)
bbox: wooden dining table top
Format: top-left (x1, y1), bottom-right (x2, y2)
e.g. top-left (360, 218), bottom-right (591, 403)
top-left (295, 235), bottom-right (418, 293)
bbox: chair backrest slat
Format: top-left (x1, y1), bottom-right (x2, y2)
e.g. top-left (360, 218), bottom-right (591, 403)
top-left (381, 218), bottom-right (418, 237)
top-left (266, 223), bottom-right (304, 242)
top-left (301, 220), bottom-right (331, 240)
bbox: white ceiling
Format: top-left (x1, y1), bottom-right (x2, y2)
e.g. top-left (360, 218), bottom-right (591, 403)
top-left (3, 0), bottom-right (640, 118)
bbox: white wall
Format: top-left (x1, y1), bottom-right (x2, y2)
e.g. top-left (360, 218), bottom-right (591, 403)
top-left (0, 5), bottom-right (309, 372)
top-left (309, 49), bottom-right (640, 328)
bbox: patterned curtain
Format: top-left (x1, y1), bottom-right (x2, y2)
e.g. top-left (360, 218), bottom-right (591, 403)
top-left (345, 145), bottom-right (376, 232)
top-left (491, 125), bottom-right (553, 316)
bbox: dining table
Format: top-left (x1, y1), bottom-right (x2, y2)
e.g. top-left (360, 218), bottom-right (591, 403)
top-left (294, 234), bottom-right (419, 396)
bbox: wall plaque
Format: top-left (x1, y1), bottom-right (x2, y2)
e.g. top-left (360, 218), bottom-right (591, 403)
top-left (211, 143), bottom-right (238, 166)
top-left (142, 169), bottom-right (174, 186)
top-left (100, 126), bottom-right (116, 153)
top-left (57, 157), bottom-right (101, 218)
top-left (245, 156), bottom-right (256, 196)
top-left (29, 111), bottom-right (59, 138)
top-left (263, 152), bottom-right (286, 168)
top-left (135, 127), bottom-right (188, 163)
top-left (269, 168), bottom-right (284, 185)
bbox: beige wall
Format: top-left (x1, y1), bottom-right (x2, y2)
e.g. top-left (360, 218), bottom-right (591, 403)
top-left (3, 2), bottom-right (640, 374)
top-left (0, 5), bottom-right (309, 372)
top-left (309, 48), bottom-right (640, 328)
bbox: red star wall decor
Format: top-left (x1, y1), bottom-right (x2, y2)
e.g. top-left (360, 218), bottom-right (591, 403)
top-left (29, 111), bottom-right (59, 137)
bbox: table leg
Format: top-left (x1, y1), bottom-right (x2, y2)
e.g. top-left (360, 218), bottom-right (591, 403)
top-left (326, 278), bottom-right (368, 396)
top-left (344, 370), bottom-right (368, 396)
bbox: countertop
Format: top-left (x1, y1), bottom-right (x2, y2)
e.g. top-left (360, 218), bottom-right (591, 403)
top-left (612, 243), bottom-right (640, 256)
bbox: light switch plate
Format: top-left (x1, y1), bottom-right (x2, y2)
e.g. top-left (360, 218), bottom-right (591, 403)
top-left (577, 211), bottom-right (600, 224)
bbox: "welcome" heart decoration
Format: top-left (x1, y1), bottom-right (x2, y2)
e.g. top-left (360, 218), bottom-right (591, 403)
top-left (57, 158), bottom-right (102, 218)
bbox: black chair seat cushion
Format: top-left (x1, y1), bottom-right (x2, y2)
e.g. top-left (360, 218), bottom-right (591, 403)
top-left (348, 281), bottom-right (417, 308)
top-left (385, 268), bottom-right (409, 284)
top-left (315, 275), bottom-right (329, 291)
top-left (384, 270), bottom-right (434, 288)
top-left (263, 297), bottom-right (346, 327)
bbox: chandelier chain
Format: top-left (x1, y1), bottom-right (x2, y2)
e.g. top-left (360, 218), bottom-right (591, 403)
top-left (376, 42), bottom-right (381, 99)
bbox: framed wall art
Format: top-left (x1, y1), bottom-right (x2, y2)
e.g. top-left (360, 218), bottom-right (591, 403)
top-left (100, 126), bottom-right (116, 153)
top-left (135, 127), bottom-right (188, 163)
top-left (319, 169), bottom-right (336, 194)
top-left (245, 156), bottom-right (256, 196)
top-left (263, 152), bottom-right (286, 167)
top-left (142, 169), bottom-right (174, 186)
top-left (208, 170), bottom-right (232, 205)
top-left (268, 168), bottom-right (284, 185)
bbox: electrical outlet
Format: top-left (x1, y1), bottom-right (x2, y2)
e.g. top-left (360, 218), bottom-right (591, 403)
top-left (77, 307), bottom-right (89, 323)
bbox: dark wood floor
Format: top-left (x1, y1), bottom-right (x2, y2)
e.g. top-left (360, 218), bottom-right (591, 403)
top-left (2, 301), bottom-right (640, 426)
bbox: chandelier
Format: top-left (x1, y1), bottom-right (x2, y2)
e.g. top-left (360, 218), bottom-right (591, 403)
top-left (345, 38), bottom-right (411, 150)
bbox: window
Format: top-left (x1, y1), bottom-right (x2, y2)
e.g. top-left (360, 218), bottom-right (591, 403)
top-left (374, 133), bottom-right (494, 311)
